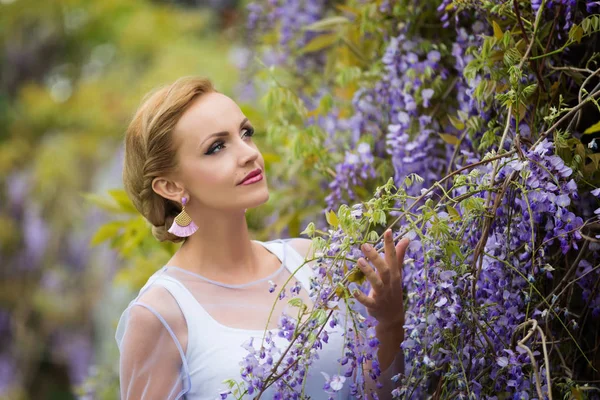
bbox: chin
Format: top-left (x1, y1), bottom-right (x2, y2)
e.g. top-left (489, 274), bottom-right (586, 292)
top-left (243, 188), bottom-right (270, 210)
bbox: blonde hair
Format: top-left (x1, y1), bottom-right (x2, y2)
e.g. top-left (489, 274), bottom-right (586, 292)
top-left (122, 76), bottom-right (216, 243)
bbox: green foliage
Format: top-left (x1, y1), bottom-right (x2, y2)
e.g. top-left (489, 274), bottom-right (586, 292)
top-left (241, 1), bottom-right (404, 240)
top-left (1, 0), bottom-right (242, 396)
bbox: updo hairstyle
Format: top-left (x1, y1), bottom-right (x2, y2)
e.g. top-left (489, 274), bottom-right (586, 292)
top-left (122, 77), bottom-right (215, 243)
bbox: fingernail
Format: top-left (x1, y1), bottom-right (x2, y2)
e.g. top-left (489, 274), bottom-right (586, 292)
top-left (363, 243), bottom-right (372, 252)
top-left (358, 258), bottom-right (367, 267)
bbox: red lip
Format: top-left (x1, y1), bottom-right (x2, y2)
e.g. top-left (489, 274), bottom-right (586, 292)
top-left (239, 168), bottom-right (262, 185)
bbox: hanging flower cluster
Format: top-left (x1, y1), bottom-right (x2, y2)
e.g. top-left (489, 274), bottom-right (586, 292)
top-left (233, 0), bottom-right (600, 398)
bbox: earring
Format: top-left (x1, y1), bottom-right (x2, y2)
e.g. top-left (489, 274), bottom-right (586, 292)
top-left (168, 196), bottom-right (199, 237)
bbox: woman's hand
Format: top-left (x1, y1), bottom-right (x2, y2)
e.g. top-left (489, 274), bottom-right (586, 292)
top-left (353, 229), bottom-right (409, 329)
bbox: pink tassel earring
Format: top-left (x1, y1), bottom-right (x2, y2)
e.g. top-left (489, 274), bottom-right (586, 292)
top-left (168, 196), bottom-right (199, 237)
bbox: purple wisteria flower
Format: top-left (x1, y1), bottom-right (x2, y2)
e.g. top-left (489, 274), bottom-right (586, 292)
top-left (325, 142), bottom-right (377, 211)
top-left (239, 1), bottom-right (600, 398)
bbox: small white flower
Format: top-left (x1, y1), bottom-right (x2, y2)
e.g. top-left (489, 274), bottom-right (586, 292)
top-left (423, 356), bottom-right (435, 368)
top-left (542, 264), bottom-right (555, 272)
top-left (326, 300), bottom-right (339, 309)
top-left (330, 375), bottom-right (346, 391)
top-left (434, 297), bottom-right (448, 307)
top-left (496, 356), bottom-right (509, 368)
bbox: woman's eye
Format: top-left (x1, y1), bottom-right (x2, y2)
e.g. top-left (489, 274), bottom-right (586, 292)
top-left (205, 127), bottom-right (255, 155)
top-left (206, 141), bottom-right (225, 155)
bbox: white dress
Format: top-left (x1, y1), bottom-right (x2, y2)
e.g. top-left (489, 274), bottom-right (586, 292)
top-left (115, 239), bottom-right (357, 399)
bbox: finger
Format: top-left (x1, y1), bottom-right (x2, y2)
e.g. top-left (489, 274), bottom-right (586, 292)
top-left (352, 288), bottom-right (376, 308)
top-left (361, 241), bottom-right (390, 284)
top-left (383, 229), bottom-right (398, 279)
top-left (395, 237), bottom-right (410, 280)
top-left (357, 257), bottom-right (384, 293)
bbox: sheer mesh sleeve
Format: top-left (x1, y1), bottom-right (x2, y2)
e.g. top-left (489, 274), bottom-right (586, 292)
top-left (115, 286), bottom-right (190, 400)
top-left (376, 352), bottom-right (404, 400)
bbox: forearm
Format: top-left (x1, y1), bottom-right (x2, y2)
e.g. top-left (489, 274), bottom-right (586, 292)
top-left (376, 321), bottom-right (404, 371)
top-left (364, 321), bottom-right (405, 399)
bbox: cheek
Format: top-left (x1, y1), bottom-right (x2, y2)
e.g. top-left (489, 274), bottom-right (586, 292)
top-left (181, 156), bottom-right (231, 188)
top-left (202, 167), bottom-right (230, 186)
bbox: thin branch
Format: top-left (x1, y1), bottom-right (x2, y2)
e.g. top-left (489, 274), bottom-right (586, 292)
top-left (532, 87), bottom-right (600, 148)
top-left (535, 240), bottom-right (590, 309)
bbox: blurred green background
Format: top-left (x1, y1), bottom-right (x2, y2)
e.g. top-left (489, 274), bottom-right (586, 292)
top-left (0, 0), bottom-right (260, 398)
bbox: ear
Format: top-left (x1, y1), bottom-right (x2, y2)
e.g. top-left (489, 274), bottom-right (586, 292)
top-left (152, 176), bottom-right (185, 203)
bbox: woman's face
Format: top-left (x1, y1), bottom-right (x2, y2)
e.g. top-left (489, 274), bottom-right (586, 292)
top-left (171, 91), bottom-right (269, 211)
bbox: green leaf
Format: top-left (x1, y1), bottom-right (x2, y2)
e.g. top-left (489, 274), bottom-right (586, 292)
top-left (492, 20), bottom-right (503, 40)
top-left (368, 230), bottom-right (379, 242)
top-left (262, 152), bottom-right (282, 165)
top-left (503, 48), bottom-right (521, 66)
top-left (222, 379), bottom-right (236, 389)
top-left (81, 192), bottom-right (122, 213)
top-left (300, 33), bottom-right (339, 54)
top-left (582, 17), bottom-right (591, 33)
top-left (448, 115), bottom-right (465, 130)
top-left (288, 298), bottom-right (304, 308)
top-left (373, 209), bottom-right (386, 225)
top-left (588, 153), bottom-right (600, 170)
top-left (325, 210), bottom-right (339, 228)
top-left (445, 240), bottom-right (462, 259)
top-left (120, 227), bottom-right (147, 257)
top-left (439, 133), bottom-right (461, 146)
top-left (91, 221), bottom-right (123, 246)
top-left (311, 309), bottom-right (327, 325)
top-left (319, 93), bottom-right (334, 114)
top-left (569, 25), bottom-right (584, 43)
top-left (303, 16), bottom-right (350, 32)
top-left (108, 189), bottom-right (138, 214)
top-left (457, 110), bottom-right (469, 122)
top-left (347, 266), bottom-right (367, 284)
top-left (446, 205), bottom-right (461, 222)
top-left (522, 83), bottom-right (538, 98)
top-left (300, 222), bottom-right (316, 237)
top-left (584, 120), bottom-right (600, 134)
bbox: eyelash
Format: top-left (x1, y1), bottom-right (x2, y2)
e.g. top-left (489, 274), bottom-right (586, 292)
top-left (206, 127), bottom-right (255, 155)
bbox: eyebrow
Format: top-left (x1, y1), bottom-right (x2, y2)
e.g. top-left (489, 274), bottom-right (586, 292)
top-left (200, 118), bottom-right (249, 148)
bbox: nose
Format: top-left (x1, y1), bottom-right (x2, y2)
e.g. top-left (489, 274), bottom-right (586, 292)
top-left (238, 138), bottom-right (260, 167)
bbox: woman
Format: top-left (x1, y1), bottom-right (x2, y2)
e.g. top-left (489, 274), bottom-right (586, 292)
top-left (115, 77), bottom-right (407, 399)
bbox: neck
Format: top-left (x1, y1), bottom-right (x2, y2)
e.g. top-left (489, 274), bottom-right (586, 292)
top-left (173, 207), bottom-right (262, 283)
